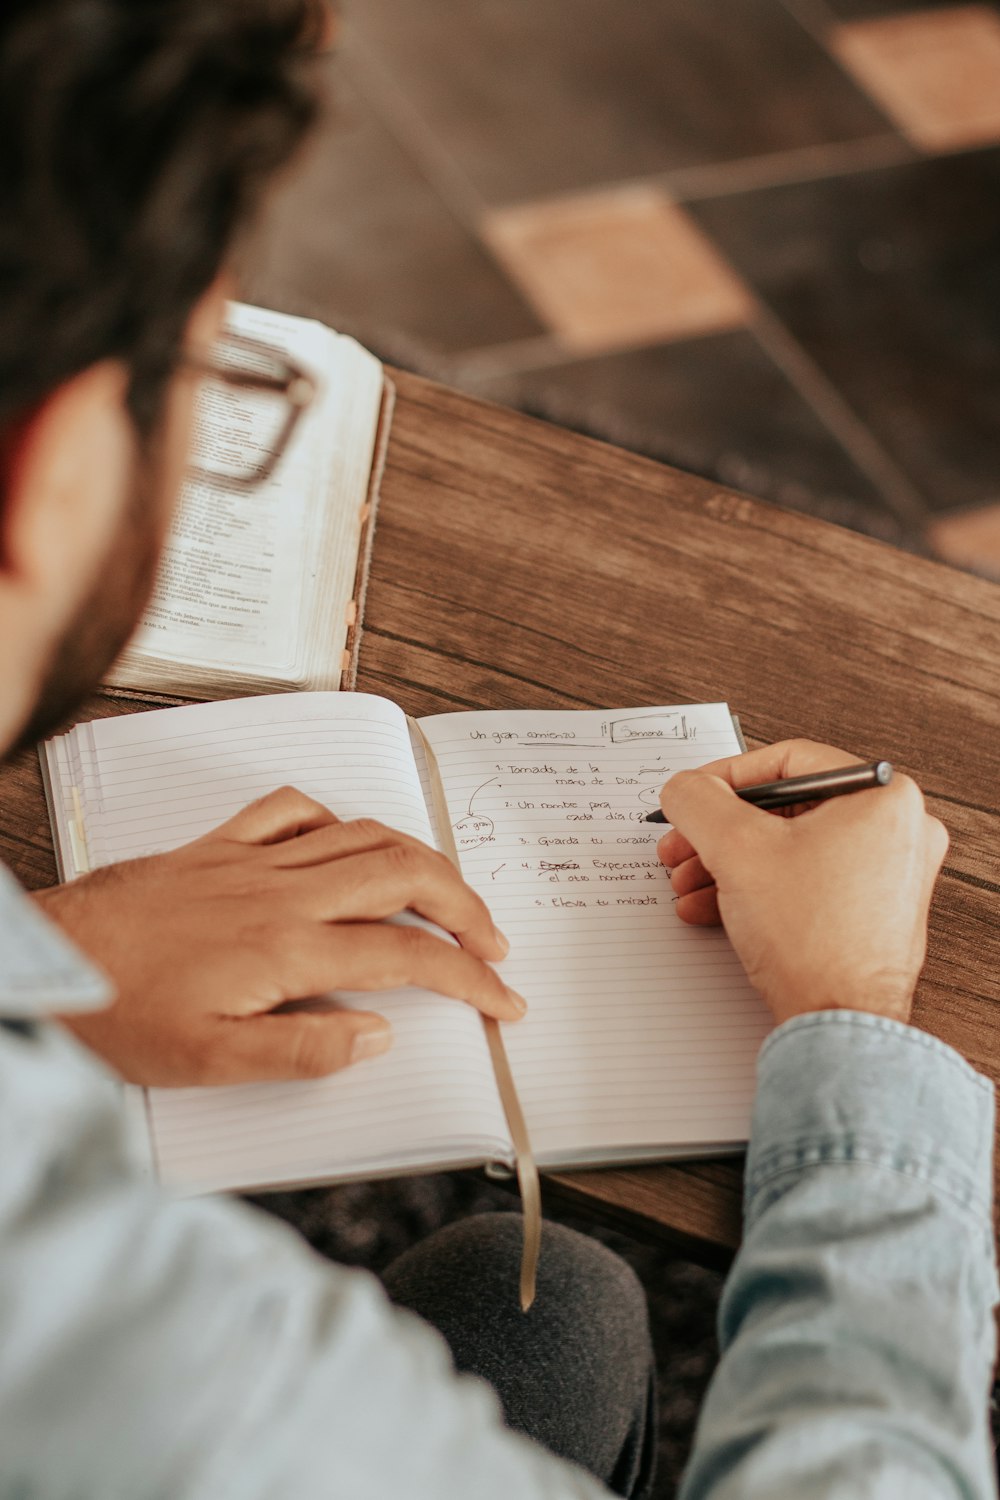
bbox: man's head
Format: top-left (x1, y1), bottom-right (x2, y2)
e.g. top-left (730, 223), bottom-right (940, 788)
top-left (0, 0), bottom-right (325, 754)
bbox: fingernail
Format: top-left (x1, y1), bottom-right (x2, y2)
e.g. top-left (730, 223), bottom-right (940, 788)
top-left (493, 925), bottom-right (510, 957)
top-left (351, 1026), bottom-right (393, 1063)
top-left (504, 986), bottom-right (527, 1018)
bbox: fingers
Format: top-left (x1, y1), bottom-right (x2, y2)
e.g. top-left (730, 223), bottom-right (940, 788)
top-left (669, 854), bottom-right (715, 898)
top-left (254, 818), bottom-right (508, 963)
top-left (200, 786), bottom-right (340, 847)
top-left (203, 810), bottom-right (509, 965)
top-left (658, 739), bottom-right (867, 873)
top-left (657, 829), bottom-right (696, 868)
top-left (694, 738), bottom-right (865, 792)
top-left (665, 853), bottom-right (721, 925)
top-left (292, 844), bottom-right (508, 961)
top-left (202, 1009), bottom-right (394, 1085)
top-left (267, 816), bottom-right (416, 868)
top-left (675, 886), bottom-right (722, 926)
top-left (659, 769), bottom-right (764, 875)
top-left (280, 921), bottom-right (526, 1023)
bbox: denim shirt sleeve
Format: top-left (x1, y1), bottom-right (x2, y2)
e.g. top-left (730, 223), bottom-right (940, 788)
top-left (679, 1011), bottom-right (1000, 1500)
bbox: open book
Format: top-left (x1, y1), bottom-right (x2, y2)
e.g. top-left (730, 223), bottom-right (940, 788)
top-left (42, 694), bottom-right (771, 1198)
top-left (106, 304), bottom-right (393, 699)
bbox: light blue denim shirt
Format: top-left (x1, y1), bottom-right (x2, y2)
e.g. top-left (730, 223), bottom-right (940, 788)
top-left (1, 860), bottom-right (997, 1499)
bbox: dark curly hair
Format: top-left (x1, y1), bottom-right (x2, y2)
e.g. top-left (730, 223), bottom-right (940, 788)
top-left (0, 0), bottom-right (324, 436)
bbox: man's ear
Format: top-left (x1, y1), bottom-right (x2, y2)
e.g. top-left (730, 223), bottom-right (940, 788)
top-left (0, 361), bottom-right (137, 629)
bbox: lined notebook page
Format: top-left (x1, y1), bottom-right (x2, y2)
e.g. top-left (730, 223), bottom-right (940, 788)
top-left (418, 705), bottom-right (772, 1166)
top-left (52, 693), bottom-right (509, 1192)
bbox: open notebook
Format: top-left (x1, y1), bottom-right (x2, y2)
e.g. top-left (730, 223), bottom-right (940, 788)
top-left (42, 694), bottom-right (771, 1198)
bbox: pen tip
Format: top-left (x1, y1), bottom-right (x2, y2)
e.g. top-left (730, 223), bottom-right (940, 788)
top-left (876, 760), bottom-right (893, 785)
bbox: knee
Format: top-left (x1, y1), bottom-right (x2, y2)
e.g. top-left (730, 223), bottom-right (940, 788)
top-left (385, 1211), bottom-right (651, 1371)
top-left (468, 1213), bottom-right (646, 1326)
top-left (384, 1213), bottom-right (654, 1481)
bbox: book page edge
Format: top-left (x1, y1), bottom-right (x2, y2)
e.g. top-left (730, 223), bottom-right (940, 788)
top-left (342, 374), bottom-right (395, 691)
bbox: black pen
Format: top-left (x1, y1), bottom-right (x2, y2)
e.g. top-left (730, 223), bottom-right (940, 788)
top-left (643, 760), bottom-right (893, 822)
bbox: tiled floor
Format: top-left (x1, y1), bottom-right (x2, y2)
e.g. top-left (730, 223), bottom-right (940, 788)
top-left (245, 0), bottom-right (1000, 578)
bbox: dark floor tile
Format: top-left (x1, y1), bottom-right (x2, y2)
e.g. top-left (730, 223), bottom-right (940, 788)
top-left (463, 333), bottom-right (918, 545)
top-left (346, 0), bottom-right (892, 206)
top-left (240, 61), bottom-right (543, 358)
top-left (687, 149), bottom-right (1000, 513)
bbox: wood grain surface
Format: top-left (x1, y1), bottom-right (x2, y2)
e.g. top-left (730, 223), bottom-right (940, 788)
top-left (2, 368), bottom-right (998, 1265)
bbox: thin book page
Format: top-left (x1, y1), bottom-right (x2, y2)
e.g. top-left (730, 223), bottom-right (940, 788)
top-left (58, 692), bottom-right (509, 1193)
top-left (305, 333), bottom-right (385, 688)
top-left (417, 705), bottom-right (773, 1166)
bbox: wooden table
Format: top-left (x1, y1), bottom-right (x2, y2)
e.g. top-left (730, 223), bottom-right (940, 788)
top-left (3, 369), bottom-right (999, 1268)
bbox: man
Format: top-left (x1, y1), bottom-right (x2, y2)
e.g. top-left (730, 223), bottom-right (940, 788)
top-left (0, 2), bottom-right (995, 1497)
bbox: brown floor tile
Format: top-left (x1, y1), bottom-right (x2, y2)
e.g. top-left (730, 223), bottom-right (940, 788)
top-left (240, 61), bottom-right (542, 358)
top-left (929, 502), bottom-right (1000, 576)
top-left (687, 148), bottom-right (1000, 514)
top-left (463, 332), bottom-right (917, 545)
top-left (830, 6), bottom-right (1000, 152)
top-left (482, 188), bottom-right (753, 354)
top-left (347, 0), bottom-right (891, 205)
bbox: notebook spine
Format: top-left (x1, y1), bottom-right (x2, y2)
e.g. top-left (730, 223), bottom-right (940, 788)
top-left (410, 717), bottom-right (541, 1311)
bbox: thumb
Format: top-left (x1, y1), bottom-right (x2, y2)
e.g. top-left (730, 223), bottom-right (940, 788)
top-left (659, 769), bottom-right (762, 876)
top-left (208, 1010), bottom-right (394, 1084)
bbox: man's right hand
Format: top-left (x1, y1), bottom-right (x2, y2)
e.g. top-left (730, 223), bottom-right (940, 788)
top-left (657, 739), bottom-right (949, 1027)
top-left (35, 787), bottom-right (522, 1087)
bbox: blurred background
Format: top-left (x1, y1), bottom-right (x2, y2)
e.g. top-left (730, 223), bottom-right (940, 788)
top-left (245, 0), bottom-right (1000, 579)
top-left (245, 5), bottom-right (1000, 1491)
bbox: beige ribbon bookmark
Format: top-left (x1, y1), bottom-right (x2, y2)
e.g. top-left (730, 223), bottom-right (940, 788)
top-left (481, 1016), bottom-right (542, 1312)
top-left (410, 720), bottom-right (541, 1311)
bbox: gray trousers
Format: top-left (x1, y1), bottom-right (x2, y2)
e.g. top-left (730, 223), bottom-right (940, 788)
top-left (382, 1213), bottom-right (657, 1498)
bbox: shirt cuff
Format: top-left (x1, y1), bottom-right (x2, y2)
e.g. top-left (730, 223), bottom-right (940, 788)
top-left (746, 1010), bottom-right (995, 1230)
